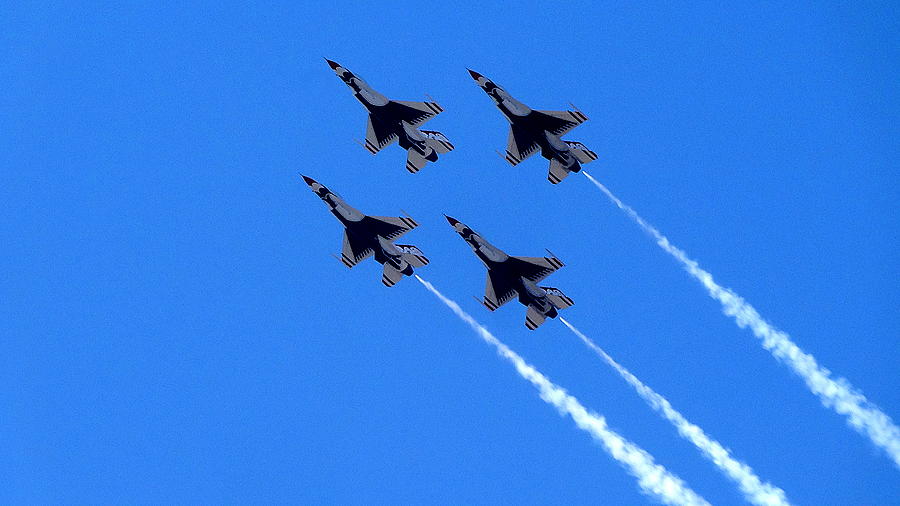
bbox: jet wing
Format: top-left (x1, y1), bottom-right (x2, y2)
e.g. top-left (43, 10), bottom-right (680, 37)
top-left (504, 124), bottom-right (539, 166)
top-left (340, 231), bottom-right (374, 268)
top-left (389, 100), bottom-right (444, 128)
top-left (508, 255), bottom-right (564, 284)
top-left (363, 215), bottom-right (418, 241)
top-left (483, 270), bottom-right (518, 311)
top-left (363, 115), bottom-right (399, 154)
top-left (534, 109), bottom-right (588, 137)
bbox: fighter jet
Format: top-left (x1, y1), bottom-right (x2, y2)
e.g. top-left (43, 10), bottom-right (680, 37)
top-left (467, 69), bottom-right (597, 184)
top-left (445, 215), bottom-right (574, 330)
top-left (302, 175), bottom-right (429, 286)
top-left (325, 59), bottom-right (454, 174)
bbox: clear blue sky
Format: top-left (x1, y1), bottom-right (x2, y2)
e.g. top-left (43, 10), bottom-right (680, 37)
top-left (3, 2), bottom-right (898, 504)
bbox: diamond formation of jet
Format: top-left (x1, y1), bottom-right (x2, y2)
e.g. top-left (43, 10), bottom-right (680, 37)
top-left (313, 64), bottom-right (587, 329)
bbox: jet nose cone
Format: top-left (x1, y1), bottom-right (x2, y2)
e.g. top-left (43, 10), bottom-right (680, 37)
top-left (467, 68), bottom-right (483, 81)
top-left (324, 58), bottom-right (341, 70)
top-left (301, 174), bottom-right (317, 186)
top-left (444, 214), bottom-right (460, 226)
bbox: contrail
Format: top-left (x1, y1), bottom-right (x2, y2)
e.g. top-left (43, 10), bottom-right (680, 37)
top-left (415, 275), bottom-right (710, 506)
top-left (560, 318), bottom-right (791, 506)
top-left (582, 171), bottom-right (900, 469)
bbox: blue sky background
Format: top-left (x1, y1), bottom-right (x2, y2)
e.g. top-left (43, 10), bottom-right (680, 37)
top-left (2, 2), bottom-right (898, 504)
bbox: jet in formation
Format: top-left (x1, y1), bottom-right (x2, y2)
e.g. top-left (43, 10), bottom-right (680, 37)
top-left (467, 69), bottom-right (597, 184)
top-left (326, 59), bottom-right (454, 174)
top-left (303, 175), bottom-right (429, 287)
top-left (445, 215), bottom-right (574, 330)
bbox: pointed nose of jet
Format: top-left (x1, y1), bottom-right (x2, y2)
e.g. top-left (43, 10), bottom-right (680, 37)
top-left (444, 214), bottom-right (460, 226)
top-left (301, 174), bottom-right (317, 186)
top-left (324, 58), bottom-right (341, 70)
top-left (466, 68), bottom-right (483, 81)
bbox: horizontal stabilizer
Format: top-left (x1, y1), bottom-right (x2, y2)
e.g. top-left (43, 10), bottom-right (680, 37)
top-left (382, 263), bottom-right (404, 287)
top-left (548, 158), bottom-right (573, 185)
top-left (421, 130), bottom-right (454, 154)
top-left (406, 148), bottom-right (430, 174)
top-left (396, 244), bottom-right (429, 267)
top-left (525, 306), bottom-right (547, 330)
top-left (542, 286), bottom-right (574, 310)
top-left (565, 141), bottom-right (598, 164)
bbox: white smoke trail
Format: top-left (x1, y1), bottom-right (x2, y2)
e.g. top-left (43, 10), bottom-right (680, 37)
top-left (415, 275), bottom-right (710, 506)
top-left (560, 318), bottom-right (791, 506)
top-left (582, 171), bottom-right (900, 469)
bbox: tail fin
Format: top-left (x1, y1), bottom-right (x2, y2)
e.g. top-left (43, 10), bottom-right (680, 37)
top-left (542, 287), bottom-right (574, 310)
top-left (395, 244), bottom-right (429, 268)
top-left (525, 306), bottom-right (547, 330)
top-left (548, 158), bottom-right (574, 185)
top-left (564, 141), bottom-right (598, 164)
top-left (382, 263), bottom-right (404, 287)
top-left (421, 130), bottom-right (454, 154)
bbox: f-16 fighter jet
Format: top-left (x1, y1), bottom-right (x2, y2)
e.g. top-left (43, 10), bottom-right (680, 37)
top-left (467, 69), bottom-right (597, 184)
top-left (445, 215), bottom-right (574, 330)
top-left (302, 175), bottom-right (429, 287)
top-left (325, 59), bottom-right (454, 174)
